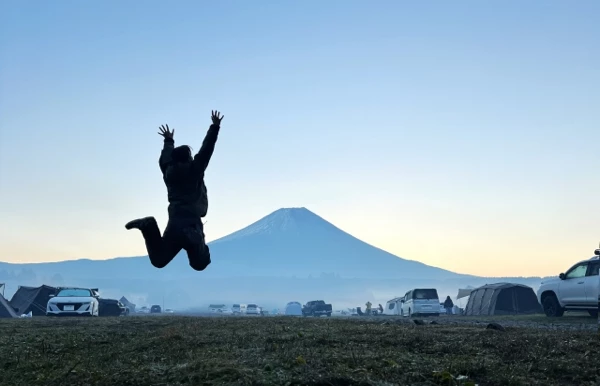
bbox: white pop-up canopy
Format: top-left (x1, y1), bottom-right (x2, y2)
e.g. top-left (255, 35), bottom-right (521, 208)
top-left (456, 286), bottom-right (475, 300)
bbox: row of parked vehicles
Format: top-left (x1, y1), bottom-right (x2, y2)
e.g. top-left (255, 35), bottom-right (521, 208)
top-left (205, 301), bottom-right (334, 317)
top-left (43, 247), bottom-right (599, 319)
top-left (207, 303), bottom-right (264, 315)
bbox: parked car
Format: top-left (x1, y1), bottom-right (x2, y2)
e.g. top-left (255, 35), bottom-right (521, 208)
top-left (208, 304), bottom-right (227, 313)
top-left (232, 304), bottom-right (246, 314)
top-left (537, 252), bottom-right (599, 318)
top-left (246, 304), bottom-right (261, 315)
top-left (399, 288), bottom-right (440, 317)
top-left (164, 308), bottom-right (175, 314)
top-left (46, 287), bottom-right (99, 317)
top-left (98, 298), bottom-right (127, 317)
top-left (302, 300), bottom-right (332, 317)
top-left (150, 305), bottom-right (162, 314)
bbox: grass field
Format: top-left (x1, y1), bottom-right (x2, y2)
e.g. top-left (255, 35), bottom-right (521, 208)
top-left (0, 315), bottom-right (597, 386)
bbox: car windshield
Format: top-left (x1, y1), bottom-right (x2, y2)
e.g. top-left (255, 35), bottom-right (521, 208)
top-left (413, 289), bottom-right (438, 300)
top-left (247, 304), bottom-right (257, 308)
top-left (566, 264), bottom-right (588, 279)
top-left (57, 288), bottom-right (91, 297)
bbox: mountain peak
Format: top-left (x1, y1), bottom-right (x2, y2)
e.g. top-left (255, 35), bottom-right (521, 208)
top-left (210, 207), bottom-right (330, 244)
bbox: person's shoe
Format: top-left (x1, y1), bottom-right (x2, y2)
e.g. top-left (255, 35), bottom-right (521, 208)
top-left (125, 216), bottom-right (156, 230)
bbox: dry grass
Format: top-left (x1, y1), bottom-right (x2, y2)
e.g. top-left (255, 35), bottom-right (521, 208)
top-left (0, 316), bottom-right (598, 386)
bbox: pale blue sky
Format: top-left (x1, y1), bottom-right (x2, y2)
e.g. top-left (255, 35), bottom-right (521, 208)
top-left (0, 0), bottom-right (598, 276)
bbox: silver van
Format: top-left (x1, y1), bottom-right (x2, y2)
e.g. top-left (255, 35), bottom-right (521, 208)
top-left (400, 288), bottom-right (440, 317)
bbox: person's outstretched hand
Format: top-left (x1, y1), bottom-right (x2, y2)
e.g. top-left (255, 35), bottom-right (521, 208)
top-left (158, 124), bottom-right (174, 139)
top-left (211, 110), bottom-right (224, 126)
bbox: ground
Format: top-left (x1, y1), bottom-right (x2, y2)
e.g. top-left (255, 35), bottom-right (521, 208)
top-left (0, 315), bottom-right (597, 386)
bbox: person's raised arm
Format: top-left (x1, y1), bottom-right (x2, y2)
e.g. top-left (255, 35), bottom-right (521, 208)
top-left (158, 124), bottom-right (175, 174)
top-left (193, 110), bottom-right (224, 172)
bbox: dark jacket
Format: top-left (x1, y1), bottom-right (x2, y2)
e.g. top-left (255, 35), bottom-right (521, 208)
top-left (443, 296), bottom-right (454, 308)
top-left (159, 123), bottom-right (220, 219)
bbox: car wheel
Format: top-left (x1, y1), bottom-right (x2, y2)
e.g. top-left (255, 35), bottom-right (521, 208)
top-left (542, 294), bottom-right (564, 317)
top-left (588, 309), bottom-right (598, 318)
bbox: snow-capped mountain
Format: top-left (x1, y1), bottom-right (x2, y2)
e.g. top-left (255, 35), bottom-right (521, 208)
top-left (206, 207), bottom-right (468, 280)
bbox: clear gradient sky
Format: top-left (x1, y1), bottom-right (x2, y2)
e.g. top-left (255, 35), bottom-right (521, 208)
top-left (0, 1), bottom-right (598, 277)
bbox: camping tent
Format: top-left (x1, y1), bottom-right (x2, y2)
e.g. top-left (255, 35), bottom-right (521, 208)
top-left (384, 297), bottom-right (403, 315)
top-left (0, 293), bottom-right (18, 318)
top-left (119, 296), bottom-right (136, 313)
top-left (284, 301), bottom-right (302, 316)
top-left (464, 283), bottom-right (542, 316)
top-left (10, 285), bottom-right (58, 316)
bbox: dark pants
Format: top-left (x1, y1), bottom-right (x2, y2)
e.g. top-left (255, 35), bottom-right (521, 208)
top-left (140, 216), bottom-right (211, 271)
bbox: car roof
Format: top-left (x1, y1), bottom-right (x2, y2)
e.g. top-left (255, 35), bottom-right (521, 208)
top-left (58, 287), bottom-right (91, 290)
top-left (579, 256), bottom-right (599, 263)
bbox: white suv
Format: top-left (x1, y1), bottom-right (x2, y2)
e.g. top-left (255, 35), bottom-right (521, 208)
top-left (47, 287), bottom-right (99, 317)
top-left (537, 252), bottom-right (599, 318)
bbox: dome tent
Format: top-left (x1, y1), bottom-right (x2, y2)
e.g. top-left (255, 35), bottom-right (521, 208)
top-left (464, 283), bottom-right (542, 316)
top-left (285, 301), bottom-right (302, 316)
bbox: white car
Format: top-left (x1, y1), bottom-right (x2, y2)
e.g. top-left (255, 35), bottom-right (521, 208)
top-left (47, 287), bottom-right (99, 317)
top-left (208, 304), bottom-right (226, 313)
top-left (246, 304), bottom-right (261, 315)
top-left (232, 304), bottom-right (246, 314)
top-left (399, 288), bottom-right (440, 317)
top-left (537, 254), bottom-right (599, 318)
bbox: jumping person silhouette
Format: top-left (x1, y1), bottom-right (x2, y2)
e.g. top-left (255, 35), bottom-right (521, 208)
top-left (125, 110), bottom-right (224, 271)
